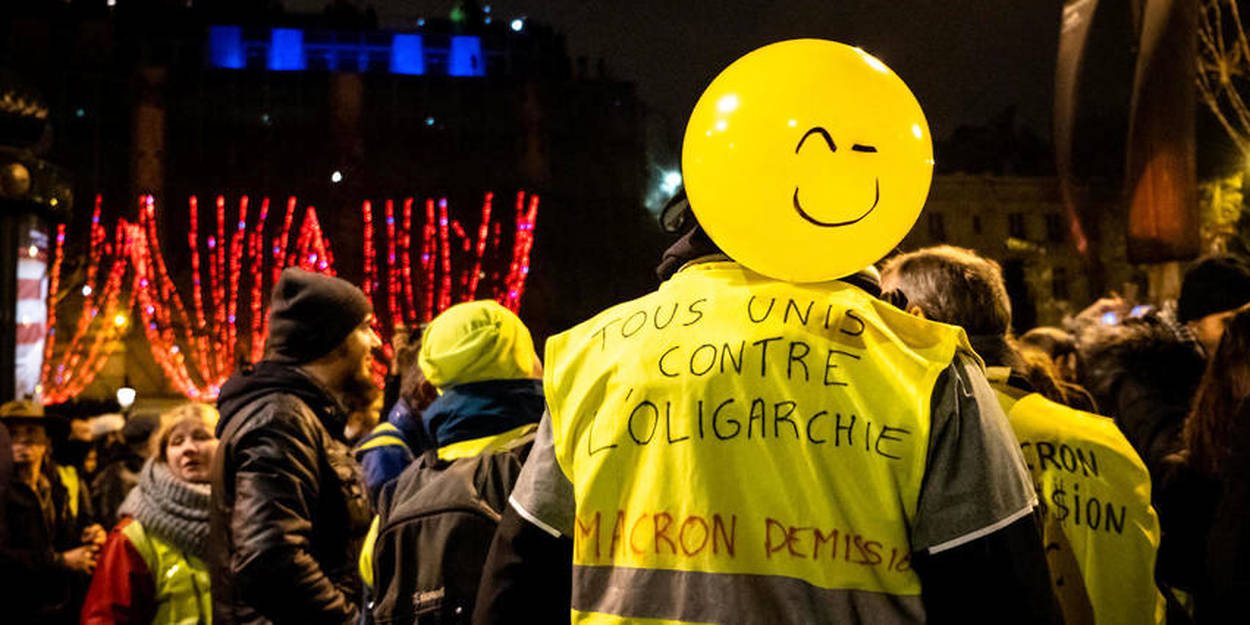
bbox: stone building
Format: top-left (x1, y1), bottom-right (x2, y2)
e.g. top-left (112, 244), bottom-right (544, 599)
top-left (901, 174), bottom-right (1140, 332)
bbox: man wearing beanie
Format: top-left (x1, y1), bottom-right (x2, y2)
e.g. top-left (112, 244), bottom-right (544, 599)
top-left (1177, 255), bottom-right (1250, 356)
top-left (210, 268), bottom-right (381, 625)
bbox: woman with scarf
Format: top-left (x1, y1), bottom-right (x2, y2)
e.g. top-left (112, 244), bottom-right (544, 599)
top-left (81, 404), bottom-right (218, 625)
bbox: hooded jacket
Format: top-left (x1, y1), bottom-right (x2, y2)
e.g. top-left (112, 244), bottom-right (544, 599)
top-left (1075, 313), bottom-right (1205, 481)
top-left (209, 362), bottom-right (371, 625)
top-left (421, 379), bottom-right (545, 451)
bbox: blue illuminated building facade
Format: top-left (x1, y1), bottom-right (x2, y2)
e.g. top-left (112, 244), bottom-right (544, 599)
top-left (208, 25), bottom-right (487, 77)
top-left (3, 3), bottom-right (650, 348)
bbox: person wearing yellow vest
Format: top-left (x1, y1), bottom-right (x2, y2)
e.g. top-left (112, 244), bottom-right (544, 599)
top-left (880, 245), bottom-right (1167, 625)
top-left (1, 400), bottom-right (104, 625)
top-left (82, 403), bottom-right (219, 625)
top-left (360, 300), bottom-right (545, 622)
top-left (476, 40), bottom-right (1059, 624)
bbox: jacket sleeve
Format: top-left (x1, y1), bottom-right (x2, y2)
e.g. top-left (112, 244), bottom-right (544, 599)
top-left (357, 443), bottom-right (413, 508)
top-left (913, 513), bottom-right (1063, 625)
top-left (81, 523), bottom-right (156, 625)
top-left (474, 413), bottom-right (574, 624)
top-left (473, 504), bottom-right (572, 625)
top-left (910, 354), bottom-right (1062, 624)
top-left (228, 412), bottom-right (359, 625)
top-left (1111, 374), bottom-right (1186, 482)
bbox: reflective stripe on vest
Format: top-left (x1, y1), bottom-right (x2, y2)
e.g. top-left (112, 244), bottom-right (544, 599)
top-left (360, 515), bottom-right (380, 590)
top-left (544, 262), bottom-right (970, 623)
top-left (571, 565), bottom-right (924, 625)
top-left (988, 374), bottom-right (1166, 625)
top-left (355, 422), bottom-right (408, 454)
top-left (435, 423), bottom-right (538, 461)
top-left (121, 519), bottom-right (212, 625)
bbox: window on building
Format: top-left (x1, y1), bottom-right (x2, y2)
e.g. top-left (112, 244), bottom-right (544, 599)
top-left (1008, 212), bottom-right (1026, 239)
top-left (1046, 213), bottom-right (1064, 243)
top-left (972, 214), bottom-right (982, 235)
top-left (1052, 267), bottom-right (1070, 301)
top-left (928, 212), bottom-right (946, 241)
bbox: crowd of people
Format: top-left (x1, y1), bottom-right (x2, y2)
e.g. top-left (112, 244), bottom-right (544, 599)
top-left (1, 236), bottom-right (1248, 624)
top-left (4, 38), bottom-right (1250, 625)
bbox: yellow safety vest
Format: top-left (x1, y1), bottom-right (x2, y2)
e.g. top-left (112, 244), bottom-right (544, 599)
top-left (55, 465), bottom-right (80, 520)
top-left (988, 370), bottom-right (1166, 625)
top-left (121, 519), bottom-right (212, 625)
top-left (544, 262), bottom-right (969, 624)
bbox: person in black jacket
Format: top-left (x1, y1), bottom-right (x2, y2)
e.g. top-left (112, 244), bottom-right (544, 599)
top-left (0, 400), bottom-right (104, 625)
top-left (1155, 306), bottom-right (1250, 624)
top-left (210, 268), bottom-right (381, 625)
top-left (1069, 256), bottom-right (1250, 489)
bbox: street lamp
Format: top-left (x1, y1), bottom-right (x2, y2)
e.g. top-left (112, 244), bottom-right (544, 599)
top-left (116, 386), bottom-right (136, 412)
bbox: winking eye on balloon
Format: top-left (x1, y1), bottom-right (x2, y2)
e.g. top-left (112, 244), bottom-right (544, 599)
top-left (681, 39), bottom-right (935, 283)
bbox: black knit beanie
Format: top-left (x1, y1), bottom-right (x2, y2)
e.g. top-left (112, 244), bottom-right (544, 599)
top-left (266, 268), bottom-right (372, 364)
top-left (1178, 255), bottom-right (1250, 323)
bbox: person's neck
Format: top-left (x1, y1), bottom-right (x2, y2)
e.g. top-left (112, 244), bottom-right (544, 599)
top-left (16, 459), bottom-right (42, 490)
top-left (298, 362), bottom-right (347, 411)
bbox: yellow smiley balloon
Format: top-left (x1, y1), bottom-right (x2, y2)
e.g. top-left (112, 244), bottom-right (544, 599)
top-left (682, 39), bottom-right (934, 282)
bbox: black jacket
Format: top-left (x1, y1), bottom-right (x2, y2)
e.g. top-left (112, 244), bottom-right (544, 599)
top-left (1076, 314), bottom-right (1205, 482)
top-left (1155, 406), bottom-right (1250, 624)
top-left (211, 362), bottom-right (372, 625)
top-left (0, 464), bottom-right (87, 625)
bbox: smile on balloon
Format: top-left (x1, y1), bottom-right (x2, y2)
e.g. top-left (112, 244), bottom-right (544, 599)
top-left (792, 178), bottom-right (880, 228)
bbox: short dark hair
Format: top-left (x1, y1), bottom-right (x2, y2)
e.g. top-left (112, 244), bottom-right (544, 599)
top-left (880, 245), bottom-right (1012, 337)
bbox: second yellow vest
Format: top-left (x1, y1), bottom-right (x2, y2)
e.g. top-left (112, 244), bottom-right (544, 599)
top-left (990, 372), bottom-right (1165, 625)
top-left (545, 262), bottom-right (971, 624)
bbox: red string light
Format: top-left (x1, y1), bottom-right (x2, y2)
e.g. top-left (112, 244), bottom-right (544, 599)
top-left (248, 197), bottom-right (271, 363)
top-left (211, 196), bottom-right (227, 376)
top-left (41, 191), bottom-right (539, 402)
top-left (503, 193), bottom-right (540, 311)
top-left (226, 196), bottom-right (249, 365)
top-left (400, 197), bottom-right (415, 321)
top-left (468, 193), bottom-right (493, 298)
top-left (384, 199), bottom-right (401, 329)
top-left (38, 222), bottom-right (66, 393)
top-left (421, 199), bottom-right (436, 322)
top-left (46, 196), bottom-right (117, 394)
top-left (362, 200), bottom-right (376, 308)
top-left (437, 198), bottom-right (452, 313)
top-left (42, 206), bottom-right (136, 404)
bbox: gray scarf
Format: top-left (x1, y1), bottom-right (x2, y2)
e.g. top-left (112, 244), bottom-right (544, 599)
top-left (118, 459), bottom-right (211, 560)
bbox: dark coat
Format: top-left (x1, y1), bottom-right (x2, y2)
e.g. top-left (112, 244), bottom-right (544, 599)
top-left (1076, 314), bottom-right (1205, 482)
top-left (1156, 406), bottom-right (1250, 624)
top-left (210, 362), bottom-right (372, 625)
top-left (0, 464), bottom-right (89, 624)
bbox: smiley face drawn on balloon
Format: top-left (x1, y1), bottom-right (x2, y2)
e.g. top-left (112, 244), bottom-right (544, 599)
top-left (792, 126), bottom-right (880, 228)
top-left (682, 39), bottom-right (934, 283)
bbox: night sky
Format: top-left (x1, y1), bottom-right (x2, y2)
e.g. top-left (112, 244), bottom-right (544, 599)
top-left (288, 0), bottom-right (1065, 143)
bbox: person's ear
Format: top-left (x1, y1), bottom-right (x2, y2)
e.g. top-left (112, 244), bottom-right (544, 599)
top-left (906, 305), bottom-right (927, 320)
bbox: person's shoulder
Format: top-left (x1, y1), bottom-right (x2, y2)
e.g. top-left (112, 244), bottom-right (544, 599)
top-left (1011, 392), bottom-right (1147, 467)
top-left (221, 392), bottom-right (322, 445)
